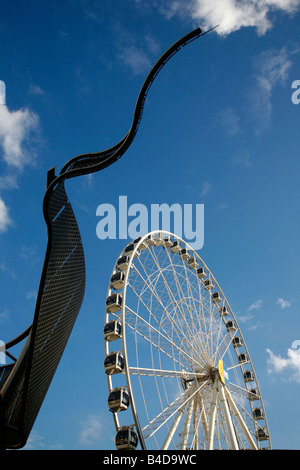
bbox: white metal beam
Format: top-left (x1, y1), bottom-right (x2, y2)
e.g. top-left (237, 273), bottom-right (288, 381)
top-left (218, 382), bottom-right (239, 449)
top-left (224, 386), bottom-right (258, 450)
top-left (207, 379), bottom-right (218, 450)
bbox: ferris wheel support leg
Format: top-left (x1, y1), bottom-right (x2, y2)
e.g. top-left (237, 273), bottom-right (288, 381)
top-left (218, 383), bottom-right (239, 449)
top-left (162, 402), bottom-right (186, 450)
top-left (224, 386), bottom-right (258, 450)
top-left (207, 379), bottom-right (218, 450)
top-left (180, 397), bottom-right (195, 450)
top-left (197, 394), bottom-right (209, 443)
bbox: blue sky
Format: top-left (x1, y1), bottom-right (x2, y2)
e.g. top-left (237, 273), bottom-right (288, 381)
top-left (0, 0), bottom-right (299, 450)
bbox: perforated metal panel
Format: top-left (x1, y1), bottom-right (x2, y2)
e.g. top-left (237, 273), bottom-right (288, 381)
top-left (1, 181), bottom-right (85, 448)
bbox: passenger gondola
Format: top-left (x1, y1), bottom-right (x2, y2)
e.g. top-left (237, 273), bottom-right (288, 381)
top-left (106, 293), bottom-right (122, 313)
top-left (115, 426), bottom-right (138, 450)
top-left (104, 351), bottom-right (124, 375)
top-left (103, 320), bottom-right (122, 341)
top-left (108, 387), bottom-right (130, 412)
top-left (110, 271), bottom-right (125, 290)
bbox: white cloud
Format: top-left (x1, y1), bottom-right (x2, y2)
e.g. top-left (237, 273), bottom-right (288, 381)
top-left (248, 47), bottom-right (293, 133)
top-left (121, 45), bottom-right (152, 75)
top-left (218, 107), bottom-right (241, 136)
top-left (230, 150), bottom-right (252, 169)
top-left (0, 105), bottom-right (39, 169)
top-left (200, 181), bottom-right (212, 197)
top-left (0, 261), bottom-right (16, 279)
top-left (247, 299), bottom-right (263, 311)
top-left (276, 297), bottom-right (292, 309)
top-left (23, 429), bottom-right (45, 449)
top-left (0, 197), bottom-right (12, 233)
top-left (79, 414), bottom-right (103, 445)
top-left (29, 84), bottom-right (46, 96)
top-left (267, 346), bottom-right (300, 382)
top-left (162, 0), bottom-right (300, 36)
top-left (0, 101), bottom-right (40, 234)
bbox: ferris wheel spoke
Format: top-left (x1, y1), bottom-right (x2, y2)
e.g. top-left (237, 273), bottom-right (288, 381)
top-left (126, 274), bottom-right (208, 372)
top-left (125, 304), bottom-right (203, 371)
top-left (144, 248), bottom-right (207, 359)
top-left (163, 249), bottom-right (211, 355)
top-left (142, 381), bottom-right (208, 444)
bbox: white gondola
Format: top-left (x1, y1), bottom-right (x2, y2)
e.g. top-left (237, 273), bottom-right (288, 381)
top-left (106, 293), bottom-right (122, 313)
top-left (187, 256), bottom-right (198, 269)
top-left (125, 243), bottom-right (140, 257)
top-left (238, 353), bottom-right (248, 363)
top-left (170, 240), bottom-right (181, 253)
top-left (154, 233), bottom-right (163, 246)
top-left (219, 305), bottom-right (229, 316)
top-left (204, 279), bottom-right (214, 290)
top-left (225, 320), bottom-right (236, 332)
top-left (232, 336), bottom-right (243, 348)
top-left (110, 271), bottom-right (125, 290)
top-left (197, 267), bottom-right (206, 279)
top-left (146, 234), bottom-right (155, 246)
top-left (248, 388), bottom-right (259, 401)
top-left (255, 428), bottom-right (269, 441)
top-left (243, 370), bottom-right (254, 382)
top-left (253, 408), bottom-right (264, 420)
top-left (108, 387), bottom-right (130, 413)
top-left (179, 248), bottom-right (190, 260)
top-left (117, 255), bottom-right (130, 271)
top-left (212, 292), bottom-right (222, 303)
top-left (103, 319), bottom-right (122, 341)
top-left (163, 236), bottom-right (173, 248)
top-left (115, 426), bottom-right (138, 450)
top-left (104, 351), bottom-right (124, 375)
top-left (133, 237), bottom-right (147, 250)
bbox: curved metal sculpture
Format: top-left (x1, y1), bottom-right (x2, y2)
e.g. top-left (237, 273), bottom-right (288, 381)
top-left (0, 26), bottom-right (211, 450)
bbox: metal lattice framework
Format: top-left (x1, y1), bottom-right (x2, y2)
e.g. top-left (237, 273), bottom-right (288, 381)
top-left (0, 27), bottom-right (208, 450)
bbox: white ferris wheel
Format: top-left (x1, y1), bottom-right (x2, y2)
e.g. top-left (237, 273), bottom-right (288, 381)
top-left (103, 231), bottom-right (271, 450)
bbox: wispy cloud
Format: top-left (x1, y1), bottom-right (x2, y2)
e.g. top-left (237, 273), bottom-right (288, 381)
top-left (23, 429), bottom-right (46, 449)
top-left (247, 299), bottom-right (263, 311)
top-left (267, 344), bottom-right (300, 382)
top-left (120, 45), bottom-right (152, 75)
top-left (248, 46), bottom-right (293, 133)
top-left (29, 84), bottom-right (46, 96)
top-left (230, 150), bottom-right (252, 169)
top-left (115, 22), bottom-right (161, 76)
top-left (0, 197), bottom-right (13, 233)
top-left (217, 107), bottom-right (241, 137)
top-left (79, 414), bottom-right (103, 445)
top-left (0, 261), bottom-right (16, 279)
top-left (0, 308), bottom-right (9, 323)
top-left (161, 0), bottom-right (300, 36)
top-left (276, 297), bottom-right (292, 309)
top-left (200, 181), bottom-right (212, 198)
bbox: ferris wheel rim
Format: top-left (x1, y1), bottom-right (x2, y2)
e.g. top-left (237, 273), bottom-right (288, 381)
top-left (104, 230), bottom-right (271, 450)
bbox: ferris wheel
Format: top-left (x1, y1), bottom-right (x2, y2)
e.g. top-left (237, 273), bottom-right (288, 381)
top-left (103, 231), bottom-right (271, 450)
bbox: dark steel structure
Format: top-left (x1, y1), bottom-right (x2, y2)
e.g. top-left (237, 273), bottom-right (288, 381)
top-left (0, 27), bottom-right (210, 450)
